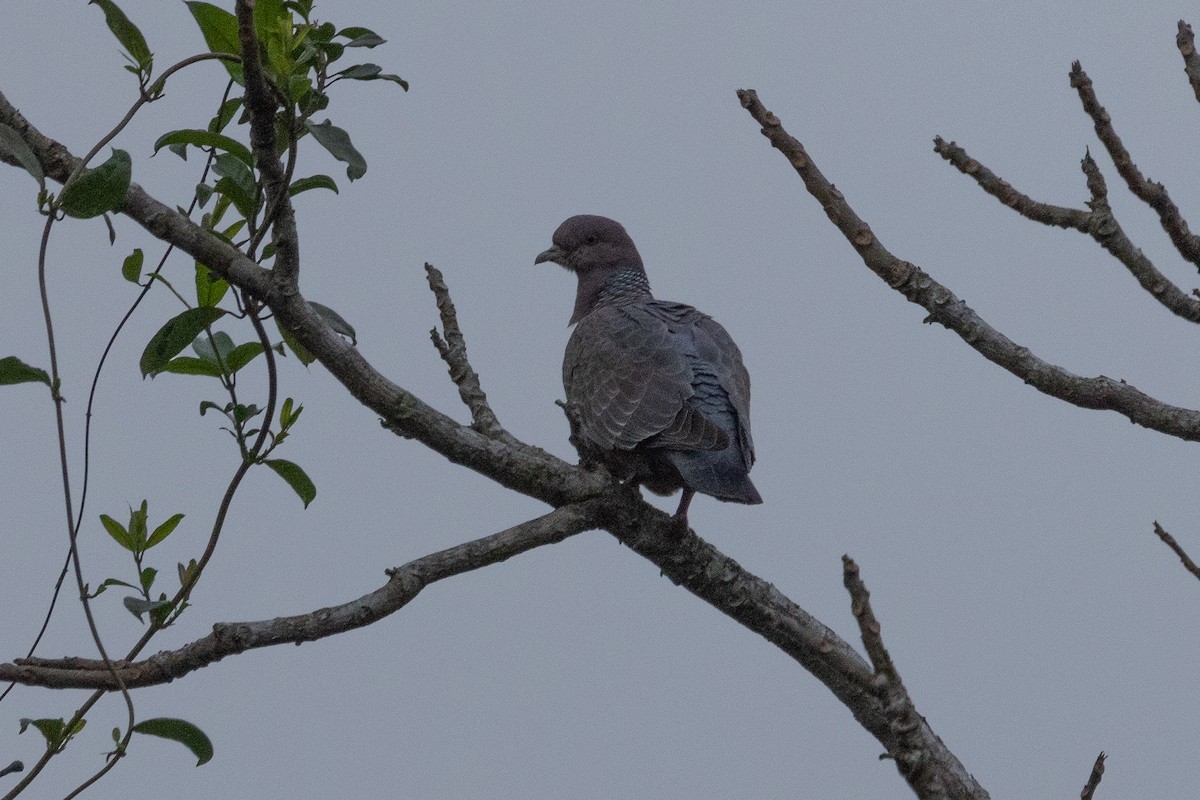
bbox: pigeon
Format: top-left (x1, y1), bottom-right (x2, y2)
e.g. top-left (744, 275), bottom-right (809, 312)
top-left (535, 214), bottom-right (761, 524)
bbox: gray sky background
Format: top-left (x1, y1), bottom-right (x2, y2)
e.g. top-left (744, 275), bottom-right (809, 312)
top-left (2, 1), bottom-right (1199, 797)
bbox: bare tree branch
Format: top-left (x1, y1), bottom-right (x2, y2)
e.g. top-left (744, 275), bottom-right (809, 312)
top-left (737, 88), bottom-right (1200, 443)
top-left (0, 76), bottom-right (989, 799)
top-left (0, 502), bottom-right (606, 689)
top-left (0, 88), bottom-right (608, 507)
top-left (1177, 21), bottom-right (1200, 105)
top-left (934, 139), bottom-right (1200, 323)
top-left (424, 263), bottom-right (514, 441)
top-left (1152, 521), bottom-right (1200, 581)
top-left (1079, 752), bottom-right (1106, 800)
top-left (843, 556), bottom-right (977, 800)
top-left (1070, 61), bottom-right (1200, 269)
top-left (931, 137), bottom-right (1090, 231)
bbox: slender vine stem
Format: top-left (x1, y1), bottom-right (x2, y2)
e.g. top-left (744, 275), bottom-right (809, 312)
top-left (1, 54), bottom-right (243, 800)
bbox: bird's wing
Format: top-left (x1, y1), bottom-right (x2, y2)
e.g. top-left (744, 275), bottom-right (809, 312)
top-left (689, 313), bottom-right (755, 467)
top-left (564, 305), bottom-right (727, 452)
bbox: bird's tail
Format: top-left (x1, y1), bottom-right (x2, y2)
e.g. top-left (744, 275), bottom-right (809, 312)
top-left (666, 449), bottom-right (763, 505)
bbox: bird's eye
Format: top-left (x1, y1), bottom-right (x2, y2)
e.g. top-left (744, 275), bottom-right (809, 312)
top-left (584, 234), bottom-right (598, 244)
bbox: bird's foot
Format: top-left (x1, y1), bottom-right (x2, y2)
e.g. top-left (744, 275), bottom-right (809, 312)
top-left (671, 489), bottom-right (695, 534)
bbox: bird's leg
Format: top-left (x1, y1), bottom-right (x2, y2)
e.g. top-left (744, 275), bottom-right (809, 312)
top-left (672, 489), bottom-right (695, 528)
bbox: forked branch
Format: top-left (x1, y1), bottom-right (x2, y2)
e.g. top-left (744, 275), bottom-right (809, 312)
top-left (934, 139), bottom-right (1200, 323)
top-left (737, 88), bottom-right (1200, 443)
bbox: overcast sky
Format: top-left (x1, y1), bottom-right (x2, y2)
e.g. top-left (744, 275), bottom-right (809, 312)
top-left (3, 1), bottom-right (1200, 797)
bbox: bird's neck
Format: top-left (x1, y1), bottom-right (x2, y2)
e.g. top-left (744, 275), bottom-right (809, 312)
top-left (571, 265), bottom-right (652, 324)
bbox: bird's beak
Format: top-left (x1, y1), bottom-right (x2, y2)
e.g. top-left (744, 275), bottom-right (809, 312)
top-left (534, 246), bottom-right (566, 266)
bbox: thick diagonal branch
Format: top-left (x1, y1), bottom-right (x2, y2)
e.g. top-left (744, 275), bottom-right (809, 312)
top-left (3, 78), bottom-right (990, 797)
top-left (738, 88), bottom-right (1200, 443)
top-left (1070, 61), bottom-right (1200, 270)
top-left (0, 89), bottom-right (604, 507)
top-left (934, 139), bottom-right (1200, 324)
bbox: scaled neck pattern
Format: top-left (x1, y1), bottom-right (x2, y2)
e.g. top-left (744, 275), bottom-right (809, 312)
top-left (598, 266), bottom-right (652, 305)
top-left (572, 265), bottom-right (652, 324)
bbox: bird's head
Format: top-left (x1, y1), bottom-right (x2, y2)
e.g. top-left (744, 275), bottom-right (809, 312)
top-left (535, 215), bottom-right (643, 274)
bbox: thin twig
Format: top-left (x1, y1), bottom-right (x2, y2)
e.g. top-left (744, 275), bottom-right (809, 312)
top-left (737, 87), bottom-right (1200, 443)
top-left (843, 556), bottom-right (955, 800)
top-left (934, 138), bottom-right (1200, 323)
top-left (1070, 61), bottom-right (1200, 269)
top-left (1177, 21), bottom-right (1200, 105)
top-left (932, 137), bottom-right (1090, 231)
top-left (1152, 522), bottom-right (1200, 581)
top-left (424, 263), bottom-right (513, 441)
top-left (1080, 752), bottom-right (1106, 800)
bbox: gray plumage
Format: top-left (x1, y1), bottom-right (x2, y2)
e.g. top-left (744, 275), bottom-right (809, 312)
top-left (535, 215), bottom-right (761, 522)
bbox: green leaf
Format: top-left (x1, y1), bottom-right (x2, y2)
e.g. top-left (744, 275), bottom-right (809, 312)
top-left (254, 0), bottom-right (293, 79)
top-left (310, 302), bottom-right (357, 344)
top-left (129, 500), bottom-right (149, 548)
top-left (264, 459), bottom-right (316, 508)
top-left (89, 577), bottom-right (138, 598)
top-left (132, 718), bottom-right (213, 766)
top-left (153, 130), bottom-right (252, 166)
top-left (212, 153), bottom-right (258, 218)
top-left (185, 1), bottom-right (243, 82)
top-left (336, 63), bottom-right (381, 80)
top-left (233, 403), bottom-right (261, 423)
top-left (89, 0), bottom-right (153, 73)
top-left (195, 182), bottom-right (214, 207)
top-left (121, 248), bottom-right (144, 283)
top-left (160, 357), bottom-right (223, 377)
top-left (372, 73), bottom-right (408, 91)
top-left (140, 307), bottom-right (226, 377)
top-left (0, 356), bottom-right (51, 387)
top-left (60, 149), bottom-right (131, 219)
top-left (178, 558), bottom-right (198, 586)
top-left (286, 0), bottom-right (314, 20)
top-left (208, 97), bottom-right (243, 134)
top-left (337, 26), bottom-right (378, 41)
top-left (193, 331), bottom-right (235, 364)
top-left (224, 342), bottom-right (265, 374)
top-left (288, 174), bottom-right (338, 197)
top-left (275, 320), bottom-right (316, 366)
top-left (335, 63), bottom-right (406, 90)
top-left (344, 32), bottom-right (386, 48)
top-left (313, 40), bottom-right (343, 64)
top-left (303, 119), bottom-right (366, 181)
top-left (195, 262), bottom-right (229, 307)
top-left (198, 400), bottom-right (228, 417)
top-left (146, 513), bottom-right (184, 549)
top-left (279, 396), bottom-right (297, 427)
top-left (123, 596), bottom-right (172, 622)
top-left (139, 566), bottom-right (158, 592)
top-left (19, 718), bottom-right (66, 751)
top-left (0, 123), bottom-right (45, 190)
top-left (100, 514), bottom-right (134, 551)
